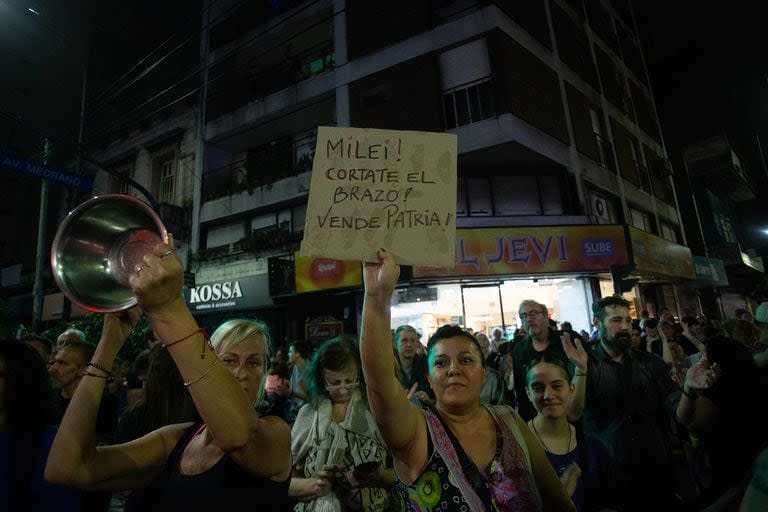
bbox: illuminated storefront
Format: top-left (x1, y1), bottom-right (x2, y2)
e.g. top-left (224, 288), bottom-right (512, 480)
top-left (404, 225), bottom-right (631, 340)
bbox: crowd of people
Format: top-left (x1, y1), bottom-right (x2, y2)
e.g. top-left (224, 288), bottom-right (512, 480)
top-left (1, 243), bottom-right (768, 511)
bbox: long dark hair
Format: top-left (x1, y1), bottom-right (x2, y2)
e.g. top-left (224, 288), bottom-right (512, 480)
top-left (0, 339), bottom-right (57, 507)
top-left (0, 339), bottom-right (56, 429)
top-left (304, 336), bottom-right (366, 406)
top-left (117, 344), bottom-right (200, 442)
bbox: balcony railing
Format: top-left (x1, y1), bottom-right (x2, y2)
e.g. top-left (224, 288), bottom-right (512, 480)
top-left (193, 227), bottom-right (304, 263)
top-left (202, 132), bottom-right (317, 201)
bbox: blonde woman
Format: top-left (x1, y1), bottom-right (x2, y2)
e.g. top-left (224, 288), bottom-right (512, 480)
top-left (45, 240), bottom-right (291, 510)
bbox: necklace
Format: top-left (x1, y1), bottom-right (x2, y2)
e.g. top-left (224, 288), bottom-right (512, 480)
top-left (529, 419), bottom-right (573, 456)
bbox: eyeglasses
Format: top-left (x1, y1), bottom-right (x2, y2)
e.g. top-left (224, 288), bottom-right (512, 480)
top-left (520, 310), bottom-right (544, 320)
top-left (324, 380), bottom-right (359, 392)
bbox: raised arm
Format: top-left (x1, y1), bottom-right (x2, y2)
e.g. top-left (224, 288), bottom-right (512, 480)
top-left (46, 308), bottom-right (190, 490)
top-left (562, 332), bottom-right (587, 421)
top-left (675, 356), bottom-right (721, 435)
top-left (360, 250), bottom-right (422, 457)
top-left (129, 240), bottom-right (290, 480)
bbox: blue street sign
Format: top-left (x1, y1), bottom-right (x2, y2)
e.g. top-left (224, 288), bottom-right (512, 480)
top-left (0, 151), bottom-right (93, 191)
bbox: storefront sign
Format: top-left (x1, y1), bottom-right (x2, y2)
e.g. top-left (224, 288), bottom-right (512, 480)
top-left (412, 225), bottom-right (629, 278)
top-left (305, 321), bottom-right (344, 344)
top-left (294, 252), bottom-right (362, 293)
top-left (299, 126), bottom-right (457, 267)
top-left (692, 256), bottom-right (729, 287)
top-left (628, 226), bottom-right (695, 280)
top-left (184, 275), bottom-right (264, 313)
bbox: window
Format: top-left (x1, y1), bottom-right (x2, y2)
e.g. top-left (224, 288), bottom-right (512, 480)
top-left (443, 81), bottom-right (496, 129)
top-left (152, 150), bottom-right (177, 203)
top-left (660, 222), bottom-right (678, 243)
top-left (111, 163), bottom-right (133, 195)
top-left (713, 211), bottom-right (737, 243)
top-left (629, 207), bottom-right (651, 232)
top-left (458, 175), bottom-right (565, 217)
top-left (292, 204), bottom-right (307, 232)
top-left (159, 158), bottom-right (176, 203)
top-left (492, 176), bottom-right (539, 215)
top-left (206, 222), bottom-right (244, 249)
top-left (466, 177), bottom-right (492, 216)
top-left (440, 39), bottom-right (496, 129)
top-left (294, 131), bottom-right (316, 173)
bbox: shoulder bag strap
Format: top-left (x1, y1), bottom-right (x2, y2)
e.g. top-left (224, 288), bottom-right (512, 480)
top-left (427, 406), bottom-right (494, 510)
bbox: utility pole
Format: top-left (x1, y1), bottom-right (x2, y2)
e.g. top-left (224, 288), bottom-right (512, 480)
top-left (32, 138), bottom-right (52, 332)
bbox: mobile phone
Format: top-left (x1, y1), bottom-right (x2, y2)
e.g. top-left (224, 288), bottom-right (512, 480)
top-left (354, 461), bottom-right (379, 472)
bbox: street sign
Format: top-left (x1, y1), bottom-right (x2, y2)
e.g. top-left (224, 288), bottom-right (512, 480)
top-left (0, 151), bottom-right (93, 191)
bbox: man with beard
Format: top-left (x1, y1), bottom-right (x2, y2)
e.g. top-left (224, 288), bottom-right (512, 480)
top-left (571, 295), bottom-right (681, 510)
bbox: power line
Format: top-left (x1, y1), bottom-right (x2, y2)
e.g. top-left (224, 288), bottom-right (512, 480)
top-left (83, 0), bottom-right (336, 147)
top-left (85, 0), bottom-right (248, 114)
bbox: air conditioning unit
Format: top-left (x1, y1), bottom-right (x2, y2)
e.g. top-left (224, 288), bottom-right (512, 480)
top-left (590, 195), bottom-right (610, 222)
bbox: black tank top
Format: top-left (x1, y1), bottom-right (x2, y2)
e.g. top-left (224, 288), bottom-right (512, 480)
top-left (131, 422), bottom-right (290, 511)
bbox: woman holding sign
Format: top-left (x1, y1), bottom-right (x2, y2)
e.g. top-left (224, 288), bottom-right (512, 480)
top-left (360, 250), bottom-right (575, 511)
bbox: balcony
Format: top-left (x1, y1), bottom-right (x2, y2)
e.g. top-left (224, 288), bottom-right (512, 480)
top-left (207, 41), bottom-right (335, 122)
top-left (202, 133), bottom-right (316, 202)
top-left (707, 242), bottom-right (765, 275)
top-left (683, 136), bottom-right (756, 202)
top-left (193, 225), bottom-right (304, 263)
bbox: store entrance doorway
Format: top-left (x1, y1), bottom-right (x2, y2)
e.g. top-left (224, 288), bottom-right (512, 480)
top-left (460, 283), bottom-right (507, 338)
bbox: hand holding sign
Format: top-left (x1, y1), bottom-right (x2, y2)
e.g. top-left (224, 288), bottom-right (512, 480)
top-left (299, 126), bottom-right (457, 268)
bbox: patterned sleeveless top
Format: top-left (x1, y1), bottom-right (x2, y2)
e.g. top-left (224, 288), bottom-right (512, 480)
top-left (394, 405), bottom-right (542, 511)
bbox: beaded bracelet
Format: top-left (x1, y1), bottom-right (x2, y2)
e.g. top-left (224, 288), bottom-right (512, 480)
top-left (88, 362), bottom-right (112, 376)
top-left (163, 328), bottom-right (212, 360)
top-left (184, 358), bottom-right (219, 387)
top-left (83, 371), bottom-right (112, 381)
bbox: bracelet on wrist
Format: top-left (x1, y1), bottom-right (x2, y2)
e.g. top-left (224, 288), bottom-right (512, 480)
top-left (88, 362), bottom-right (112, 376)
top-left (682, 388), bottom-right (699, 399)
top-left (84, 371), bottom-right (112, 382)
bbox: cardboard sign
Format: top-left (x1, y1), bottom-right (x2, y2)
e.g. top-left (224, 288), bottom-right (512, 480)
top-left (299, 126), bottom-right (457, 267)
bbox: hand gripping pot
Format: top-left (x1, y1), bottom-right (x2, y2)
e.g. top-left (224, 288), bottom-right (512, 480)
top-left (50, 194), bottom-right (168, 313)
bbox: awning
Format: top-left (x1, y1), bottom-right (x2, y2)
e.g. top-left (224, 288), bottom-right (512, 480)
top-left (627, 226), bottom-right (695, 280)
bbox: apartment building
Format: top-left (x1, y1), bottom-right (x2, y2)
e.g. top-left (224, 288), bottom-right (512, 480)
top-left (682, 135), bottom-right (764, 318)
top-left (186, 0), bottom-right (698, 340)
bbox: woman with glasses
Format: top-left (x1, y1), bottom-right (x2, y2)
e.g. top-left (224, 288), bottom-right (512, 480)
top-left (290, 336), bottom-right (394, 511)
top-left (45, 240), bottom-right (292, 510)
top-left (361, 251), bottom-right (575, 511)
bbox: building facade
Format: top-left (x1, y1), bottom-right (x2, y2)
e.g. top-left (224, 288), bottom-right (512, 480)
top-left (189, 0), bottom-right (697, 342)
